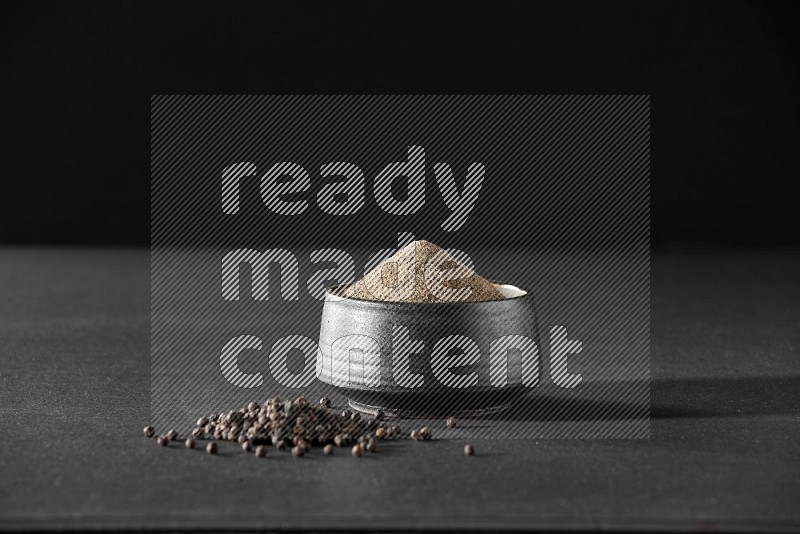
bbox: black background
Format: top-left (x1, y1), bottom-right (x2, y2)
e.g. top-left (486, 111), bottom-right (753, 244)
top-left (1, 1), bottom-right (798, 247)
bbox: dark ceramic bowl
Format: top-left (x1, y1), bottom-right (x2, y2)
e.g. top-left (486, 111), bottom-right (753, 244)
top-left (316, 283), bottom-right (540, 418)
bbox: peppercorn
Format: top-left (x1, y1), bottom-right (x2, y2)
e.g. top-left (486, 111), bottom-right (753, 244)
top-left (341, 409), bottom-right (352, 419)
top-left (446, 417), bottom-right (457, 428)
top-left (324, 444), bottom-right (334, 455)
top-left (319, 396), bottom-right (331, 408)
top-left (255, 445), bottom-right (267, 457)
top-left (375, 427), bottom-right (386, 439)
top-left (166, 429), bottom-right (178, 441)
top-left (197, 416), bottom-right (208, 427)
top-left (206, 442), bottom-right (218, 454)
top-left (242, 440), bottom-right (252, 452)
top-left (410, 429), bottom-right (419, 441)
top-left (192, 427), bottom-right (204, 438)
top-left (291, 445), bottom-right (305, 458)
top-left (247, 402), bottom-right (259, 412)
top-left (419, 426), bottom-right (432, 440)
top-left (143, 425), bottom-right (155, 438)
top-left (157, 435), bottom-right (169, 446)
top-left (185, 438), bottom-right (196, 449)
top-left (464, 444), bottom-right (475, 456)
top-left (351, 444), bottom-right (363, 457)
top-left (237, 434), bottom-right (247, 444)
top-left (350, 412), bottom-right (361, 421)
top-left (366, 437), bottom-right (378, 453)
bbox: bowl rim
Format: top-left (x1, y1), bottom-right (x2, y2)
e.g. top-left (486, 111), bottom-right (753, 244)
top-left (324, 280), bottom-right (531, 306)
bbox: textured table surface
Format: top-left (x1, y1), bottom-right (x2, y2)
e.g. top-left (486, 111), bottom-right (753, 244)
top-left (0, 248), bottom-right (798, 531)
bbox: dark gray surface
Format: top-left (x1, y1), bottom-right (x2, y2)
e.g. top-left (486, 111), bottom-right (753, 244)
top-left (0, 248), bottom-right (798, 531)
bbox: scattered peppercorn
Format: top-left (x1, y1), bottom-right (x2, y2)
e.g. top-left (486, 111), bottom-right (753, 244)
top-left (157, 435), bottom-right (169, 446)
top-left (446, 417), bottom-right (457, 428)
top-left (185, 438), bottom-right (196, 449)
top-left (170, 394), bottom-right (453, 461)
top-left (464, 444), bottom-right (475, 456)
top-left (255, 445), bottom-right (267, 457)
top-left (143, 426), bottom-right (155, 438)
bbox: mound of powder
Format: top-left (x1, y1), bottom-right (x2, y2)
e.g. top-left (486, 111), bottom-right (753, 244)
top-left (342, 240), bottom-right (504, 303)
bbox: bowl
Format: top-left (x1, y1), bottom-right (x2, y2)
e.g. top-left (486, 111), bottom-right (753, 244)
top-left (316, 282), bottom-right (540, 417)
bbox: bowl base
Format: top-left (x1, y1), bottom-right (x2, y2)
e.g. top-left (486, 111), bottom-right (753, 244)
top-left (348, 398), bottom-right (510, 419)
top-left (338, 385), bottom-right (525, 419)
